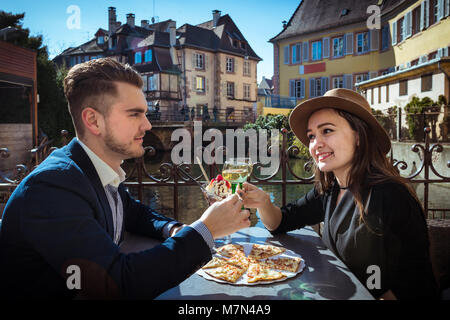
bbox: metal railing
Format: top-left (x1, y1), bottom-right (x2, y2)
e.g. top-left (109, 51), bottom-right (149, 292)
top-left (1, 128), bottom-right (449, 220)
top-left (147, 107), bottom-right (256, 124)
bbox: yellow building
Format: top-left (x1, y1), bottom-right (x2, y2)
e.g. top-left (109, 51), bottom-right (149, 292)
top-left (356, 0), bottom-right (450, 141)
top-left (269, 0), bottom-right (412, 115)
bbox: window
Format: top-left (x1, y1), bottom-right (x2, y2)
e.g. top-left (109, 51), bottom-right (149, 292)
top-left (433, 0), bottom-right (439, 24)
top-left (356, 32), bottom-right (369, 54)
top-left (241, 42), bottom-right (246, 50)
top-left (145, 50), bottom-right (152, 63)
top-left (232, 39), bottom-right (238, 48)
top-left (196, 76), bottom-right (205, 92)
top-left (97, 36), bottom-right (104, 44)
top-left (399, 80), bottom-right (408, 96)
top-left (311, 40), bottom-right (322, 61)
top-left (226, 57), bottom-right (234, 73)
top-left (292, 43), bottom-right (302, 64)
top-left (309, 77), bottom-right (328, 97)
top-left (243, 84), bottom-right (250, 99)
top-left (243, 61), bottom-right (251, 76)
top-left (421, 74), bottom-right (433, 92)
top-left (355, 73), bottom-right (369, 84)
top-left (148, 74), bottom-right (157, 91)
top-left (332, 76), bottom-right (344, 89)
top-left (378, 87), bottom-right (381, 104)
top-left (194, 53), bottom-right (204, 69)
top-left (226, 82), bottom-right (235, 98)
top-left (135, 52), bottom-right (142, 64)
top-left (289, 79), bottom-right (305, 98)
top-left (332, 37), bottom-right (344, 57)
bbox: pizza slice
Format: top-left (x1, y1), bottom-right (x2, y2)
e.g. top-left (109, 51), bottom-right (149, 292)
top-left (202, 256), bottom-right (227, 269)
top-left (246, 263), bottom-right (287, 283)
top-left (260, 257), bottom-right (302, 273)
top-left (225, 254), bottom-right (250, 271)
top-left (203, 264), bottom-right (246, 283)
top-left (215, 244), bottom-right (245, 258)
top-left (248, 244), bottom-right (286, 260)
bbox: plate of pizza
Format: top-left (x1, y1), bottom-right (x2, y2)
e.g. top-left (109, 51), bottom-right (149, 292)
top-left (197, 242), bottom-right (305, 285)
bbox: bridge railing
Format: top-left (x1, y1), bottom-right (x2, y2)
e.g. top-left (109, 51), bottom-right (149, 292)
top-left (147, 107), bottom-right (256, 124)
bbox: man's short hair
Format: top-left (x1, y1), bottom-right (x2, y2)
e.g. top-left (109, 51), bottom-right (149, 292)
top-left (64, 58), bottom-right (143, 138)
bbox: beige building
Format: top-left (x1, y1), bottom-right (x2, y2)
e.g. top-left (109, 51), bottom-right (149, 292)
top-left (176, 11), bottom-right (261, 123)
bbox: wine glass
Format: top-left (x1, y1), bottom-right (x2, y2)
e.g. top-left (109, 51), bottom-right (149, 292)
top-left (222, 157), bottom-right (253, 194)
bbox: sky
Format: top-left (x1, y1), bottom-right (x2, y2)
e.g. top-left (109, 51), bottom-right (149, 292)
top-left (2, 0), bottom-right (300, 83)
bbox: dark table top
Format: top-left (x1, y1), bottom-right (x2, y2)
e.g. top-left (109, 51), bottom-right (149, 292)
top-left (119, 221), bottom-right (374, 300)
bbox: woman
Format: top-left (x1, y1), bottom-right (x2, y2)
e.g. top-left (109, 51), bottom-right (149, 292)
top-left (239, 88), bottom-right (438, 300)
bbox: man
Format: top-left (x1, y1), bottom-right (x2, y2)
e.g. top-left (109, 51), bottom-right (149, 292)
top-left (0, 58), bottom-right (250, 299)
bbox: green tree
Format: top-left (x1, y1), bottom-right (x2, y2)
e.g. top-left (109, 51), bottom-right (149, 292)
top-left (404, 96), bottom-right (440, 141)
top-left (243, 112), bottom-right (310, 159)
top-left (0, 10), bottom-right (74, 145)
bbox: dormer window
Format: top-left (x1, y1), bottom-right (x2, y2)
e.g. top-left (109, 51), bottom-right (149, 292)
top-left (97, 36), bottom-right (104, 44)
top-left (240, 42), bottom-right (246, 50)
top-left (232, 39), bottom-right (238, 48)
top-left (135, 52), bottom-right (142, 64)
top-left (145, 49), bottom-right (152, 63)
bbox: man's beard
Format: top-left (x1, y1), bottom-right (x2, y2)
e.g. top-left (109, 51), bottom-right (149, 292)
top-left (104, 128), bottom-right (145, 160)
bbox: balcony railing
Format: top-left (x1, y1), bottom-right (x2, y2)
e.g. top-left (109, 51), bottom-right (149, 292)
top-left (264, 95), bottom-right (297, 109)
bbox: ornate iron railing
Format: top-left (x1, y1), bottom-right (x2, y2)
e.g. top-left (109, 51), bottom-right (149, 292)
top-left (1, 128), bottom-right (449, 221)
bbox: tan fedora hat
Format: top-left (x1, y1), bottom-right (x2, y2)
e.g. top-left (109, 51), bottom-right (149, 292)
top-left (289, 88), bottom-right (391, 154)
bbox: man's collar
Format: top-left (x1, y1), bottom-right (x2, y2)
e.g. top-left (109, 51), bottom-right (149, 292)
top-left (77, 138), bottom-right (126, 188)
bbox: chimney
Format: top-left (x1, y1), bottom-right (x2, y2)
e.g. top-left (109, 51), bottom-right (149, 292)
top-left (169, 21), bottom-right (176, 47)
top-left (282, 20), bottom-right (287, 29)
top-left (141, 20), bottom-right (150, 29)
top-left (108, 7), bottom-right (117, 34)
top-left (168, 21), bottom-right (177, 65)
top-left (212, 10), bottom-right (221, 28)
top-left (126, 13), bottom-right (135, 27)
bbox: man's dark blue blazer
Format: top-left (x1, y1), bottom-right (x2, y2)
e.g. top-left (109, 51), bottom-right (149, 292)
top-left (0, 138), bottom-right (212, 299)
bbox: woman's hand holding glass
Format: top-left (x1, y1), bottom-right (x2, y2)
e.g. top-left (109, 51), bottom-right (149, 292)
top-left (237, 182), bottom-right (271, 209)
top-left (237, 182), bottom-right (282, 231)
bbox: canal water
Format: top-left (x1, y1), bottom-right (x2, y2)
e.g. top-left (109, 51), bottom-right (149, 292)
top-left (122, 151), bottom-right (314, 226)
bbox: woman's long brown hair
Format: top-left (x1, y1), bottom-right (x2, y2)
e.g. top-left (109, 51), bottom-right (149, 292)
top-left (313, 109), bottom-right (423, 227)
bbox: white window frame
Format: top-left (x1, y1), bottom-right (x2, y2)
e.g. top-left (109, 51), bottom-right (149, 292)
top-left (194, 53), bottom-right (204, 69)
top-left (333, 76), bottom-right (344, 89)
top-left (356, 32), bottom-right (370, 54)
top-left (243, 83), bottom-right (251, 99)
top-left (332, 37), bottom-right (344, 57)
top-left (243, 61), bottom-right (251, 76)
top-left (226, 57), bottom-right (234, 73)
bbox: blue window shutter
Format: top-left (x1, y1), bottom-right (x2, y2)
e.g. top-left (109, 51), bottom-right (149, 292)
top-left (309, 78), bottom-right (315, 97)
top-left (301, 79), bottom-right (305, 98)
top-left (303, 41), bottom-right (309, 62)
top-left (392, 21), bottom-right (397, 45)
top-left (323, 37), bottom-right (330, 58)
top-left (284, 46), bottom-right (289, 64)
